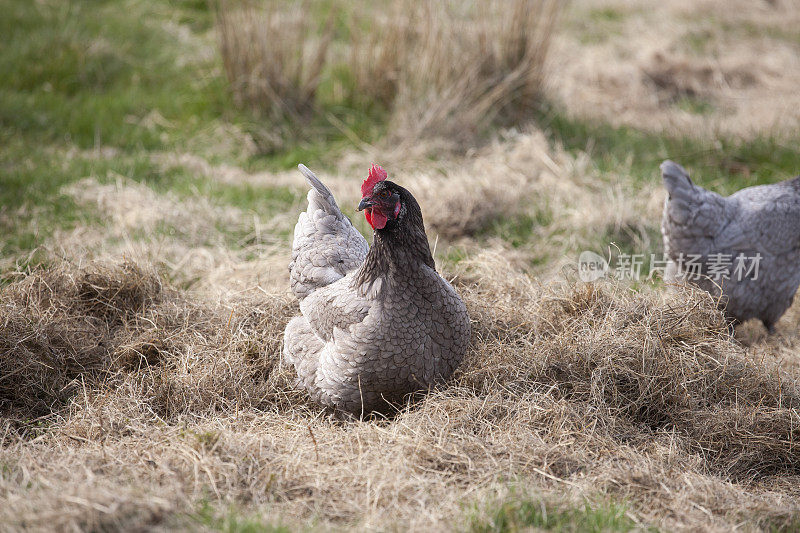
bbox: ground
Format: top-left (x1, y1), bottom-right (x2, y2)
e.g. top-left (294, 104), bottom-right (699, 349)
top-left (2, 0), bottom-right (800, 531)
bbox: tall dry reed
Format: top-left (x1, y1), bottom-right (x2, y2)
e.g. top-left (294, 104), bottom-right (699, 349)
top-left (215, 0), bottom-right (562, 150)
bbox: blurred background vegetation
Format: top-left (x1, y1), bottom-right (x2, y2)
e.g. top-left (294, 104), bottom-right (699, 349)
top-left (2, 0), bottom-right (799, 271)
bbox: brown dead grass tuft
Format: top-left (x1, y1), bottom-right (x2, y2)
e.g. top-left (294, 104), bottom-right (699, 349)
top-left (361, 0), bottom-right (562, 149)
top-left (57, 175), bottom-right (299, 298)
top-left (457, 255), bottom-right (800, 480)
top-left (0, 261), bottom-right (299, 425)
top-left (215, 0), bottom-right (561, 152)
top-left (2, 258), bottom-right (800, 530)
top-left (0, 262), bottom-right (162, 418)
top-left (644, 52), bottom-right (759, 103)
top-left (551, 0), bottom-right (800, 139)
top-left (215, 0), bottom-right (334, 123)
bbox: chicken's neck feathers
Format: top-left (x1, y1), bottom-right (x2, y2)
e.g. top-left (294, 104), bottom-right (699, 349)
top-left (355, 204), bottom-right (435, 291)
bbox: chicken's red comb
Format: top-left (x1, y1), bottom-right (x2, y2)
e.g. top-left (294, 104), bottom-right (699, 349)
top-left (361, 164), bottom-right (387, 196)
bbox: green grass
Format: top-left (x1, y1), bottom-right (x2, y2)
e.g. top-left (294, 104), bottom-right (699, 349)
top-left (0, 140), bottom-right (99, 259)
top-left (683, 29), bottom-right (714, 54)
top-left (187, 502), bottom-right (291, 533)
top-left (0, 140), bottom-right (300, 262)
top-left (440, 245), bottom-right (469, 268)
top-left (573, 6), bottom-right (633, 44)
top-left (534, 102), bottom-right (800, 194)
top-left (675, 96), bottom-right (714, 115)
top-left (481, 209), bottom-right (554, 250)
top-left (0, 0), bottom-right (227, 261)
top-left (588, 7), bottom-right (626, 23)
top-left (0, 0), bottom-right (339, 263)
top-left (600, 222), bottom-right (663, 280)
top-left (468, 491), bottom-right (640, 533)
top-left (0, 0), bottom-right (228, 151)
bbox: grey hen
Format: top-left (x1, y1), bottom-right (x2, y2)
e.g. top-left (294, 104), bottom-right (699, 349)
top-left (283, 164), bottom-right (470, 415)
top-left (661, 160), bottom-right (800, 332)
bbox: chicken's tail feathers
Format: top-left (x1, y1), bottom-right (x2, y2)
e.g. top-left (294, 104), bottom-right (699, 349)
top-left (291, 164), bottom-right (369, 300)
top-left (298, 164), bottom-right (342, 218)
top-left (299, 164), bottom-right (333, 198)
top-left (661, 160), bottom-right (695, 197)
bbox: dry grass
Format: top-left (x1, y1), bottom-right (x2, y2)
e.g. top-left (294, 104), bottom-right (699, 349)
top-left (353, 0), bottom-right (561, 148)
top-left (61, 129), bottom-right (658, 286)
top-left (53, 173), bottom-right (299, 297)
top-left (2, 258), bottom-right (800, 531)
top-left (215, 0), bottom-right (334, 122)
top-left (214, 0), bottom-right (800, 145)
top-left (6, 1), bottom-right (800, 530)
top-left (215, 0), bottom-right (561, 151)
top-left (551, 0), bottom-right (800, 139)
top-left (0, 261), bottom-right (297, 422)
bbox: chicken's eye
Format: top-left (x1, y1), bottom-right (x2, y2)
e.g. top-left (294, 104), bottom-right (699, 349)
top-left (379, 189), bottom-right (391, 199)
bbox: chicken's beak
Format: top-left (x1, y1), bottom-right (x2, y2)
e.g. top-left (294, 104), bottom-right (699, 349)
top-left (357, 197), bottom-right (373, 211)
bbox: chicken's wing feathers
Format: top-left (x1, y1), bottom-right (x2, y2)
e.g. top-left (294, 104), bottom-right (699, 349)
top-left (716, 180), bottom-right (800, 253)
top-left (299, 276), bottom-right (372, 341)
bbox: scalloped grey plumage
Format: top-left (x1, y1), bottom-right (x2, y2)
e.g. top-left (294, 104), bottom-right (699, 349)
top-left (284, 165), bottom-right (470, 415)
top-left (661, 160), bottom-right (800, 332)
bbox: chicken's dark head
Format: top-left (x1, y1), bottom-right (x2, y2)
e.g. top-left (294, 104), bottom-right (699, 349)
top-left (358, 164), bottom-right (406, 231)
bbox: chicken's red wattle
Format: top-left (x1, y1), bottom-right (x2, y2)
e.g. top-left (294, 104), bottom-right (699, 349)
top-left (365, 208), bottom-right (387, 230)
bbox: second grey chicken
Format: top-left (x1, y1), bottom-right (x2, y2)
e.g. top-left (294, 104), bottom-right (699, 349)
top-left (661, 160), bottom-right (800, 332)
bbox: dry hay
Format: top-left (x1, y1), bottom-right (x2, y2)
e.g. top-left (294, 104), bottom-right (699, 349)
top-left (2, 258), bottom-right (800, 531)
top-left (53, 175), bottom-right (298, 297)
top-left (215, 0), bottom-right (333, 124)
top-left (139, 130), bottom-right (660, 279)
top-left (0, 261), bottom-right (298, 422)
top-left (355, 128), bottom-right (660, 271)
top-left (550, 0), bottom-right (800, 139)
top-left (458, 254), bottom-right (800, 480)
top-left (63, 176), bottom-right (244, 245)
top-left (372, 0), bottom-right (561, 150)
